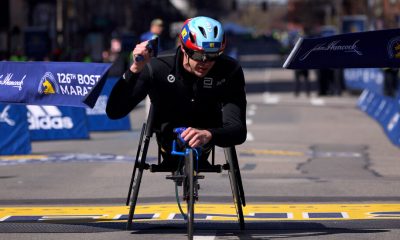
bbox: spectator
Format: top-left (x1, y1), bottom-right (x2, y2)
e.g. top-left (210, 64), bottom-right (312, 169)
top-left (140, 18), bottom-right (164, 50)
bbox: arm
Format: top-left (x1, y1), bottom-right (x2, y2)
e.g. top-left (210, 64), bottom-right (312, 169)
top-left (209, 66), bottom-right (247, 147)
top-left (106, 41), bottom-right (152, 119)
top-left (181, 66), bottom-right (247, 148)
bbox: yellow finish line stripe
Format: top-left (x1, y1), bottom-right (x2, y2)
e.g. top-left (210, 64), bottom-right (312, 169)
top-left (0, 155), bottom-right (48, 161)
top-left (1, 203), bottom-right (400, 222)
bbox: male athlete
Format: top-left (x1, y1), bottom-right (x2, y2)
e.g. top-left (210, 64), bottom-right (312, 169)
top-left (106, 16), bottom-right (247, 169)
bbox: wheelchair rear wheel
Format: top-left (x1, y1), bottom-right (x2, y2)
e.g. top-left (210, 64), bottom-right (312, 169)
top-left (225, 148), bottom-right (245, 230)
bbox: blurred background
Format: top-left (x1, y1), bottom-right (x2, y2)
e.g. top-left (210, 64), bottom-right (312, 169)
top-left (1, 0), bottom-right (400, 154)
top-left (1, 0), bottom-right (399, 73)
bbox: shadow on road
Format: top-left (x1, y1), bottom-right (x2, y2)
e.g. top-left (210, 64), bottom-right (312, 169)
top-left (0, 221), bottom-right (391, 238)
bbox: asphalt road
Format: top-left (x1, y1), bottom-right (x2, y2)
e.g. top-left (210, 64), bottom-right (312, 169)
top-left (1, 69), bottom-right (400, 240)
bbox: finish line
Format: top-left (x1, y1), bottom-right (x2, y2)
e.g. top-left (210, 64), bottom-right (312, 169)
top-left (1, 203), bottom-right (400, 223)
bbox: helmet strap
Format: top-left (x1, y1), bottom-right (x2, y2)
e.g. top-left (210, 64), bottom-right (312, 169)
top-left (183, 51), bottom-right (195, 73)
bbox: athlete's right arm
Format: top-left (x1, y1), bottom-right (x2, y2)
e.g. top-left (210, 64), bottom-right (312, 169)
top-left (106, 41), bottom-right (152, 119)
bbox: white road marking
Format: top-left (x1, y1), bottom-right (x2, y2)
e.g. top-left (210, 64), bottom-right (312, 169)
top-left (248, 109), bottom-right (256, 116)
top-left (194, 233), bottom-right (216, 240)
top-left (246, 118), bottom-right (253, 125)
top-left (246, 132), bottom-right (254, 141)
top-left (310, 98), bottom-right (325, 106)
top-left (263, 92), bottom-right (280, 104)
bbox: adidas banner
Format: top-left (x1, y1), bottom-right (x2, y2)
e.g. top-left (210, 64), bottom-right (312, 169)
top-left (86, 77), bottom-right (131, 131)
top-left (0, 61), bottom-right (111, 108)
top-left (27, 105), bottom-right (89, 141)
top-left (283, 28), bottom-right (400, 69)
top-left (0, 104), bottom-right (31, 155)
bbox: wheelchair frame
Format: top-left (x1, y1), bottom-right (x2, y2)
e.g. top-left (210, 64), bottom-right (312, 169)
top-left (125, 105), bottom-right (246, 239)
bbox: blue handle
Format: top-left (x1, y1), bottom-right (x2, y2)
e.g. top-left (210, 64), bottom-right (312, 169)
top-left (134, 38), bottom-right (157, 62)
top-left (135, 55), bottom-right (145, 62)
top-left (173, 127), bottom-right (187, 145)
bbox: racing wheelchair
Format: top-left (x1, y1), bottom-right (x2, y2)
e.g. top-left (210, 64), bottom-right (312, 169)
top-left (125, 105), bottom-right (246, 239)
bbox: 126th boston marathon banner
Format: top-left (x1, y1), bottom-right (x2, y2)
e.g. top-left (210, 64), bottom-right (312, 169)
top-left (0, 62), bottom-right (111, 108)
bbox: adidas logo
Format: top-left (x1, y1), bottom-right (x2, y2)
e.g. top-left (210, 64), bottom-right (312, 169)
top-left (0, 105), bottom-right (15, 126)
top-left (27, 105), bottom-right (73, 130)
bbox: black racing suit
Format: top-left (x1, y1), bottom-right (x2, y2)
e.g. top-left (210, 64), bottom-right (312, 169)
top-left (106, 48), bottom-right (247, 166)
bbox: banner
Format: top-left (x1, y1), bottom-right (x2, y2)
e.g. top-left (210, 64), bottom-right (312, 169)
top-left (283, 28), bottom-right (400, 69)
top-left (344, 68), bottom-right (384, 94)
top-left (0, 104), bottom-right (31, 155)
top-left (342, 15), bottom-right (367, 33)
top-left (358, 90), bottom-right (400, 147)
top-left (86, 77), bottom-right (131, 131)
top-left (27, 105), bottom-right (89, 141)
top-left (0, 61), bottom-right (111, 107)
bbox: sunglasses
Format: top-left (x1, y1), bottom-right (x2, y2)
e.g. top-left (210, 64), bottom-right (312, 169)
top-left (187, 50), bottom-right (222, 62)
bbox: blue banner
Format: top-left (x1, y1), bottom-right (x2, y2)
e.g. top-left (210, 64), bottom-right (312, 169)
top-left (86, 77), bottom-right (131, 131)
top-left (0, 104), bottom-right (31, 155)
top-left (342, 15), bottom-right (367, 33)
top-left (27, 105), bottom-right (89, 141)
top-left (0, 61), bottom-right (111, 107)
top-left (283, 28), bottom-right (400, 69)
top-left (344, 68), bottom-right (384, 94)
top-left (358, 90), bottom-right (400, 147)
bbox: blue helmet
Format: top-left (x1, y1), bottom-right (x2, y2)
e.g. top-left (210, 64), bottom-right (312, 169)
top-left (179, 16), bottom-right (226, 54)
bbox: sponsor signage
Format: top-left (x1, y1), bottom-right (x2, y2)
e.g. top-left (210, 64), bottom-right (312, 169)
top-left (0, 61), bottom-right (111, 107)
top-left (283, 28), bottom-right (400, 69)
top-left (27, 105), bottom-right (89, 141)
top-left (358, 90), bottom-right (400, 147)
top-left (344, 68), bottom-right (384, 94)
top-left (0, 104), bottom-right (31, 155)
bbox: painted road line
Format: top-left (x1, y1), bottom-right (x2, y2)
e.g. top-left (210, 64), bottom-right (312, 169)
top-left (240, 149), bottom-right (304, 157)
top-left (246, 118), bottom-right (253, 125)
top-left (194, 233), bottom-right (216, 240)
top-left (0, 153), bottom-right (137, 166)
top-left (0, 155), bottom-right (48, 161)
top-left (1, 203), bottom-right (400, 223)
top-left (263, 92), bottom-right (280, 104)
top-left (246, 133), bottom-right (254, 141)
top-left (310, 98), bottom-right (325, 106)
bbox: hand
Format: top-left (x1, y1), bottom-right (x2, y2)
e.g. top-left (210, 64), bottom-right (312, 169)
top-left (130, 41), bottom-right (151, 73)
top-left (181, 127), bottom-right (212, 148)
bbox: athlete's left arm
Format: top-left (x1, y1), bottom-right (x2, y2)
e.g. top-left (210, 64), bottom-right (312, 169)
top-left (208, 65), bottom-right (247, 147)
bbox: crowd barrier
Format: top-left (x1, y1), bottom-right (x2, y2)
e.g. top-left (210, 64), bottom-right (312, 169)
top-left (0, 104), bottom-right (31, 155)
top-left (344, 68), bottom-right (385, 94)
top-left (0, 77), bottom-right (131, 155)
top-left (344, 67), bottom-right (400, 147)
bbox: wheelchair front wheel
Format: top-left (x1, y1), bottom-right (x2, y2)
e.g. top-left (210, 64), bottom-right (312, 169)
top-left (184, 149), bottom-right (195, 240)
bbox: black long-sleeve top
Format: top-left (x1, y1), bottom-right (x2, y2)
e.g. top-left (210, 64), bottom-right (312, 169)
top-left (106, 48), bottom-right (247, 147)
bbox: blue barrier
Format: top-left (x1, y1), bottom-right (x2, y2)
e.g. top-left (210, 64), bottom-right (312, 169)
top-left (344, 68), bottom-right (384, 94)
top-left (86, 77), bottom-right (131, 131)
top-left (0, 104), bottom-right (31, 155)
top-left (358, 90), bottom-right (400, 147)
top-left (27, 105), bottom-right (89, 141)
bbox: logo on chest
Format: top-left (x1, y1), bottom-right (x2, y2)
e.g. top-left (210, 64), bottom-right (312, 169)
top-left (203, 77), bottom-right (213, 89)
top-left (167, 74), bottom-right (176, 83)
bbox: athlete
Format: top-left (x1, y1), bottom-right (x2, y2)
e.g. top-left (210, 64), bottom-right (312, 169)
top-left (106, 16), bottom-right (247, 169)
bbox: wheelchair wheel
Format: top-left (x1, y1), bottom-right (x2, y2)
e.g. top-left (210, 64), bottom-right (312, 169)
top-left (225, 148), bottom-right (245, 230)
top-left (184, 149), bottom-right (195, 240)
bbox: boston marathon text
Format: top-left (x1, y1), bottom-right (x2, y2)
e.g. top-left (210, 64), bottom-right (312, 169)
top-left (57, 73), bottom-right (101, 96)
